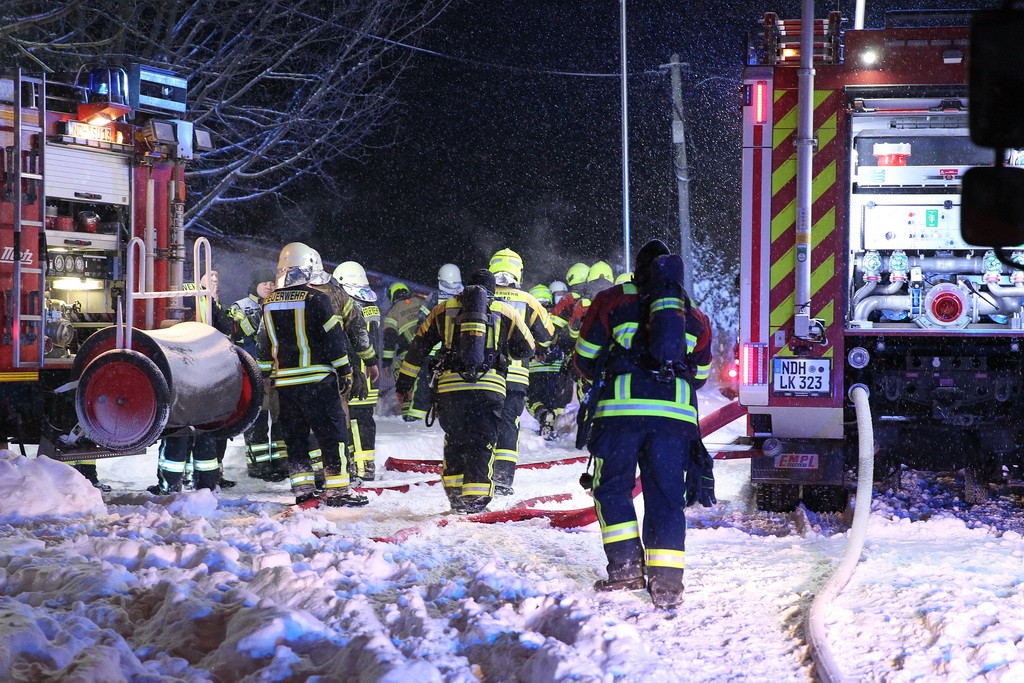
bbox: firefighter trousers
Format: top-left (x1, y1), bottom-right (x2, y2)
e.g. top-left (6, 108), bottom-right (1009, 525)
top-left (527, 369), bottom-right (574, 418)
top-left (349, 404), bottom-right (377, 480)
top-left (277, 376), bottom-right (350, 498)
top-left (405, 356), bottom-right (435, 421)
top-left (590, 419), bottom-right (694, 594)
top-left (244, 408), bottom-right (288, 477)
top-left (493, 388), bottom-right (526, 489)
top-left (157, 431), bottom-right (220, 491)
top-left (437, 391), bottom-right (502, 509)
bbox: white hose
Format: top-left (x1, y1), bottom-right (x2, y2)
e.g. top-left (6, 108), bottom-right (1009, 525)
top-left (807, 385), bottom-right (874, 683)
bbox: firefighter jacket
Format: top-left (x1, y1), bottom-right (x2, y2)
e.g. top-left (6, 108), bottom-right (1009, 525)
top-left (350, 299), bottom-right (381, 408)
top-left (550, 292), bottom-right (581, 353)
top-left (382, 296), bottom-right (424, 366)
top-left (227, 294), bottom-right (262, 356)
top-left (182, 283), bottom-right (233, 335)
top-left (493, 285), bottom-right (554, 390)
top-left (311, 279), bottom-right (377, 370)
top-left (255, 285), bottom-right (352, 388)
top-left (572, 282), bottom-right (712, 427)
top-left (396, 296), bottom-right (535, 398)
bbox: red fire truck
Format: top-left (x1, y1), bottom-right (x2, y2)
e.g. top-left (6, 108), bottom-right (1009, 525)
top-left (0, 66), bottom-right (239, 459)
top-left (738, 13), bottom-right (1019, 510)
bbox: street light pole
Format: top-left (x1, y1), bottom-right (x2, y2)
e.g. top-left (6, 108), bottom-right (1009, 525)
top-left (620, 0), bottom-right (631, 268)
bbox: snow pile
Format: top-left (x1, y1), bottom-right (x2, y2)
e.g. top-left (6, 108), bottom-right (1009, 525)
top-left (0, 399), bottom-right (1021, 680)
top-left (0, 450), bottom-right (105, 520)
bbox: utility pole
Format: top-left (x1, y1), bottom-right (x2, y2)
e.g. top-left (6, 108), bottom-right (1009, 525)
top-left (667, 54), bottom-right (692, 292)
top-left (620, 0), bottom-right (631, 268)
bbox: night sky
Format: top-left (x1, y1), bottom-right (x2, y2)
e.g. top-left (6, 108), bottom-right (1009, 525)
top-left (279, 0), bottom-right (986, 288)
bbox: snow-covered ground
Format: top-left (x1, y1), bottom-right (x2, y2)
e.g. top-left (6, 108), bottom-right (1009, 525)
top-left (0, 386), bottom-right (1023, 681)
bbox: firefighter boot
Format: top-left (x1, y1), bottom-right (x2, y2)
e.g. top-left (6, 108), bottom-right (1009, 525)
top-left (538, 410), bottom-right (556, 440)
top-left (594, 551), bottom-right (647, 592)
top-left (648, 572), bottom-right (684, 610)
top-left (321, 489), bottom-right (369, 507)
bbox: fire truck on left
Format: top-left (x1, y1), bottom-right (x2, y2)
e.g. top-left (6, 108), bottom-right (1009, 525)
top-left (0, 67), bottom-right (260, 462)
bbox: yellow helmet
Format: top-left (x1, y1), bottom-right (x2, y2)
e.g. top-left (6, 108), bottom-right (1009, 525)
top-left (276, 242), bottom-right (322, 287)
top-left (615, 271), bottom-right (633, 285)
top-left (388, 281), bottom-right (411, 302)
top-left (489, 248), bottom-right (524, 286)
top-left (529, 283), bottom-right (552, 305)
top-left (587, 260), bottom-right (614, 284)
top-left (566, 262), bottom-right (590, 288)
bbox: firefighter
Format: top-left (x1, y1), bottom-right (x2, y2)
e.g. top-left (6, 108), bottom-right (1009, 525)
top-left (307, 248), bottom-right (377, 486)
top-left (256, 242), bottom-right (368, 508)
top-left (526, 283), bottom-right (573, 439)
top-left (549, 280), bottom-right (569, 305)
top-left (395, 269), bottom-right (534, 513)
top-left (615, 271), bottom-right (633, 285)
top-left (572, 239), bottom-right (713, 609)
top-left (406, 263), bottom-right (463, 422)
top-left (333, 260), bottom-right (382, 481)
top-left (488, 248), bottom-right (554, 494)
top-left (151, 271), bottom-right (235, 494)
top-left (227, 268), bottom-right (287, 481)
top-left (381, 282), bottom-right (423, 383)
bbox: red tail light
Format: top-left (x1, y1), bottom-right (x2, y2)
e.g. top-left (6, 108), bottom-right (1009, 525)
top-left (741, 343), bottom-right (769, 385)
top-left (753, 81), bottom-right (769, 124)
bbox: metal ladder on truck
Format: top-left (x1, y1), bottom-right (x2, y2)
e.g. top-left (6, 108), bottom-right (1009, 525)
top-left (10, 68), bottom-right (47, 370)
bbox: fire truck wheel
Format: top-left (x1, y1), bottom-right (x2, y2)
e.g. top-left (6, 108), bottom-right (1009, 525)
top-left (755, 483), bottom-right (801, 512)
top-left (802, 484), bottom-right (850, 513)
top-left (196, 346), bottom-right (265, 440)
top-left (76, 349), bottom-right (171, 451)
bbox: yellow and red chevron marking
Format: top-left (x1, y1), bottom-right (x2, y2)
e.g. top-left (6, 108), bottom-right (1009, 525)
top-left (767, 88), bottom-right (844, 405)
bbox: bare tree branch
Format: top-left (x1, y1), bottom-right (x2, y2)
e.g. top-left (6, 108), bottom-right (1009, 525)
top-left (0, 0), bottom-right (448, 231)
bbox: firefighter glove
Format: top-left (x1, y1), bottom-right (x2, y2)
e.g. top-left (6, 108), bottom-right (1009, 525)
top-left (350, 369), bottom-right (368, 400)
top-left (686, 440), bottom-right (717, 507)
top-left (337, 372), bottom-right (353, 398)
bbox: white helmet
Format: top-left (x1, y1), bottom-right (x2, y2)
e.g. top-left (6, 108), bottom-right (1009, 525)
top-left (277, 242), bottom-right (321, 287)
top-left (333, 261), bottom-right (377, 302)
top-left (438, 263), bottom-right (463, 295)
top-left (549, 280), bottom-right (569, 303)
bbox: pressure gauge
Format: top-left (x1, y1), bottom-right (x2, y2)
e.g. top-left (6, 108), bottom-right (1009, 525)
top-left (53, 255), bottom-right (64, 272)
top-left (75, 256), bottom-right (85, 273)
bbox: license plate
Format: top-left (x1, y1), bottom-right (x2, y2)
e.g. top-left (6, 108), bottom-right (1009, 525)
top-left (772, 357), bottom-right (831, 397)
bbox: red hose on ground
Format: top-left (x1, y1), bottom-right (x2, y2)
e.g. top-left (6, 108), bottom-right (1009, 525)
top-left (372, 400), bottom-right (747, 543)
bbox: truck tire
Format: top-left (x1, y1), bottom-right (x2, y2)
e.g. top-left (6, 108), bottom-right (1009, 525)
top-left (803, 484), bottom-right (850, 513)
top-left (755, 483), bottom-right (801, 512)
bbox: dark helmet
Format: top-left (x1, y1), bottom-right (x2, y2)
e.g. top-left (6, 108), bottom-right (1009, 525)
top-left (634, 239), bottom-right (671, 290)
top-left (467, 268), bottom-right (497, 295)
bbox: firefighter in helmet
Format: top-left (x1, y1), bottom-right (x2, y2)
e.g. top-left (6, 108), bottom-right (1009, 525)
top-left (405, 263), bottom-right (464, 422)
top-left (381, 281), bottom-right (423, 380)
top-left (333, 260), bottom-right (382, 481)
top-left (255, 242), bottom-right (368, 508)
top-left (395, 269), bottom-right (535, 513)
top-left (227, 268), bottom-right (288, 481)
top-left (548, 280), bottom-right (569, 305)
top-left (526, 283), bottom-right (573, 439)
top-left (305, 247), bottom-right (376, 485)
top-left (488, 248), bottom-right (555, 494)
top-left (572, 239), bottom-right (713, 609)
